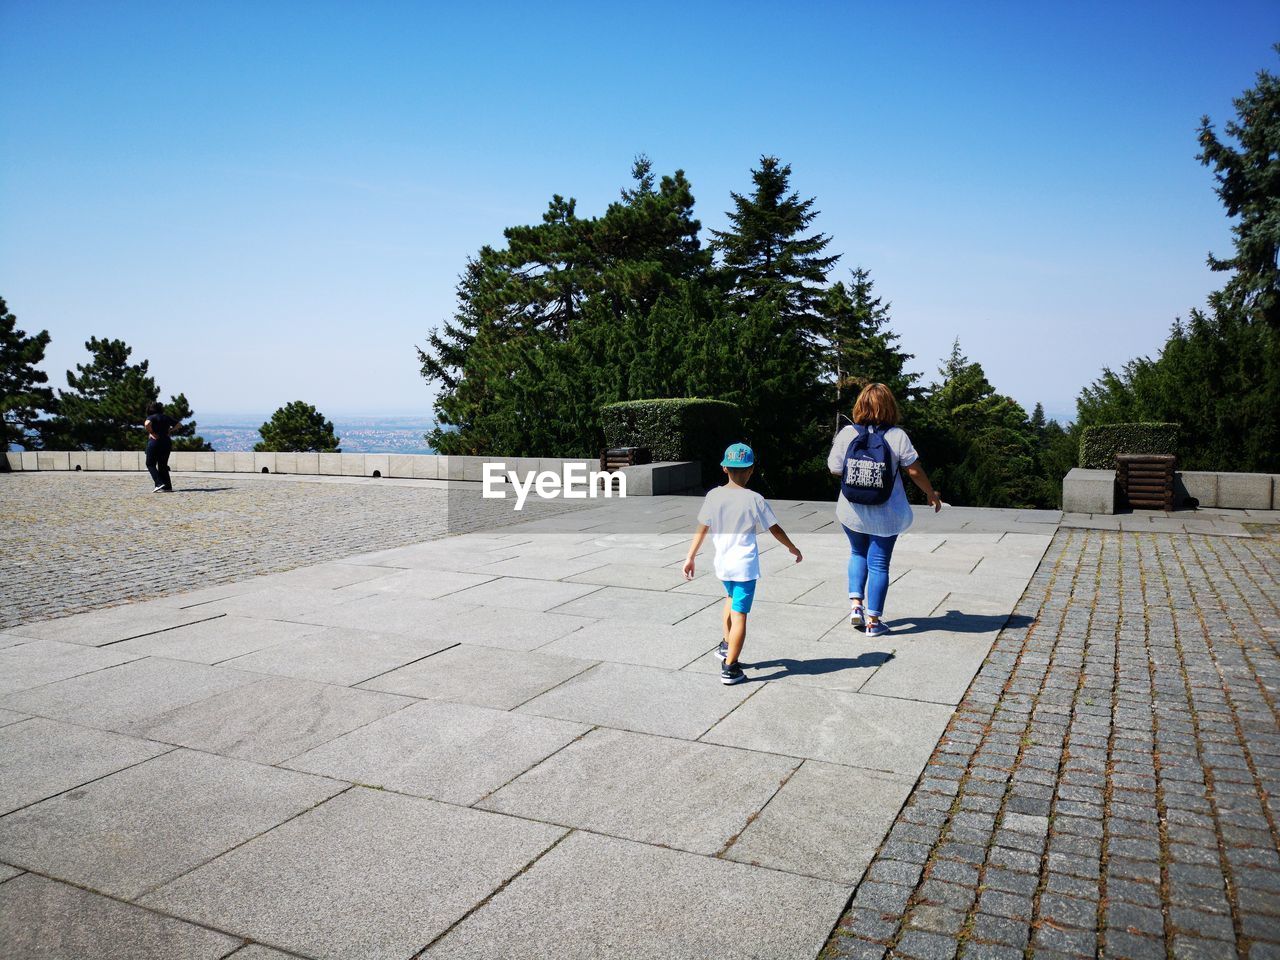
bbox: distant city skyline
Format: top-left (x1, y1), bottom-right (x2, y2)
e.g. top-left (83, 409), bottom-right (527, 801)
top-left (2, 1), bottom-right (1273, 422)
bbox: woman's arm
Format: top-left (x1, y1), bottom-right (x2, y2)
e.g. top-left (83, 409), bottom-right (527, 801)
top-left (905, 462), bottom-right (943, 512)
top-left (144, 418), bottom-right (158, 442)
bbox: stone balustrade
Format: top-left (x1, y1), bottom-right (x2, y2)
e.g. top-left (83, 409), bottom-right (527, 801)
top-left (1063, 466), bottom-right (1279, 513)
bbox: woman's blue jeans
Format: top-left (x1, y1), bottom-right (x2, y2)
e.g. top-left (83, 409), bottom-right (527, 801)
top-left (842, 527), bottom-right (898, 617)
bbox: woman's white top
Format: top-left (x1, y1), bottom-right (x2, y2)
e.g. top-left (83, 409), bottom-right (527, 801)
top-left (827, 424), bottom-right (919, 537)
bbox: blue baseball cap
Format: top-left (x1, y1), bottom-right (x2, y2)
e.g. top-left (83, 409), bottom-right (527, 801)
top-left (721, 443), bottom-right (755, 468)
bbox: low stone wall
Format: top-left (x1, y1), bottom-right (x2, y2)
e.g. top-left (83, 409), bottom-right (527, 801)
top-left (2, 450), bottom-right (701, 496)
top-left (1063, 467), bottom-right (1280, 513)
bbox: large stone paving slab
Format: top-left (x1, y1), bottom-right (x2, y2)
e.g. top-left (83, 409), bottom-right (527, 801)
top-left (222, 625), bottom-right (456, 685)
top-left (135, 676), bottom-right (414, 763)
top-left (537, 618), bottom-right (716, 669)
top-left (857, 633), bottom-right (998, 704)
top-left (6, 605), bottom-right (224, 647)
top-left (110, 615), bottom-right (324, 664)
top-left (548, 585), bottom-right (717, 624)
top-left (0, 749), bottom-right (342, 899)
top-left (423, 831), bottom-right (849, 960)
top-left (0, 638), bottom-right (143, 696)
top-left (0, 657), bottom-right (262, 734)
top-left (422, 604), bottom-right (596, 651)
top-left (724, 760), bottom-right (915, 883)
top-left (702, 684), bottom-right (954, 776)
top-left (518, 661), bottom-right (754, 739)
top-left (360, 643), bottom-right (593, 709)
top-left (283, 699), bottom-right (588, 805)
top-left (682, 635), bottom-right (891, 692)
top-left (0, 717), bottom-right (170, 815)
top-left (444, 576), bottom-right (603, 612)
top-left (144, 787), bottom-right (566, 960)
top-left (681, 596), bottom-right (848, 642)
top-left (478, 727), bottom-right (798, 854)
top-left (333, 567), bottom-right (497, 600)
top-left (0, 874), bottom-right (241, 960)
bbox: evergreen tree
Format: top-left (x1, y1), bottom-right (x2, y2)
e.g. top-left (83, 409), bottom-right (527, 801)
top-left (1197, 44), bottom-right (1280, 329)
top-left (820, 268), bottom-right (919, 418)
top-left (42, 338), bottom-right (210, 451)
top-left (0, 297), bottom-right (54, 450)
top-left (255, 401), bottom-right (341, 452)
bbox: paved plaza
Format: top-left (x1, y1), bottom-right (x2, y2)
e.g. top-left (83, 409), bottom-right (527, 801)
top-left (0, 472), bottom-right (1277, 959)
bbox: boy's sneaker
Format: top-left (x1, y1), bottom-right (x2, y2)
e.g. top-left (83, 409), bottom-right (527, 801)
top-left (720, 662), bottom-right (746, 685)
top-left (865, 620), bottom-right (889, 638)
top-left (716, 641), bottom-right (729, 662)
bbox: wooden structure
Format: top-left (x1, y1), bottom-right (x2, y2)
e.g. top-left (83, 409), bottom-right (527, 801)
top-left (599, 447), bottom-right (651, 472)
top-left (1116, 454), bottom-right (1176, 510)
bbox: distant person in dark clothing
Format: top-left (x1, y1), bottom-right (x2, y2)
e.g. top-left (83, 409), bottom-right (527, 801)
top-left (144, 401), bottom-right (177, 492)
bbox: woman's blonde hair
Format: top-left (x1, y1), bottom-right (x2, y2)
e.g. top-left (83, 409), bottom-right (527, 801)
top-left (852, 383), bottom-right (900, 428)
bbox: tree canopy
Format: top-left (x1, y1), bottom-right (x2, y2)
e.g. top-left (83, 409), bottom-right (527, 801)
top-left (255, 401), bottom-right (341, 452)
top-left (0, 297), bottom-right (54, 450)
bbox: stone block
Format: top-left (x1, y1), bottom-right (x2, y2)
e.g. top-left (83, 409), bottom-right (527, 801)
top-left (339, 453), bottom-right (366, 476)
top-left (253, 451), bottom-right (276, 473)
top-left (168, 451), bottom-right (196, 471)
top-left (1177, 471), bottom-right (1218, 508)
top-left (223, 625), bottom-right (455, 686)
top-left (232, 451), bottom-right (254, 472)
top-left (294, 451), bottom-right (319, 474)
top-left (412, 454), bottom-right (440, 479)
top-left (4, 452), bottom-right (23, 471)
top-left (194, 452), bottom-right (215, 471)
top-left (478, 727), bottom-right (798, 854)
top-left (37, 451), bottom-right (70, 470)
top-left (423, 831), bottom-right (847, 960)
top-left (143, 788), bottom-right (565, 960)
top-left (317, 452), bottom-right (342, 475)
top-left (214, 452), bottom-right (237, 472)
top-left (0, 749), bottom-right (343, 899)
top-left (67, 451), bottom-right (86, 471)
top-left (1062, 468), bottom-right (1116, 514)
top-left (388, 454), bottom-right (414, 477)
top-left (7, 603), bottom-right (222, 647)
top-left (1217, 472), bottom-right (1273, 510)
top-left (0, 639), bottom-right (142, 697)
top-left (0, 874), bottom-right (240, 960)
top-left (85, 450), bottom-right (105, 470)
top-left (112, 615), bottom-right (322, 664)
top-left (519, 661), bottom-right (753, 739)
top-left (273, 451), bottom-right (297, 473)
top-left (136, 676), bottom-right (413, 764)
top-left (1, 657), bottom-right (261, 734)
top-left (702, 683), bottom-right (954, 777)
top-left (0, 717), bottom-right (169, 816)
top-left (21, 450), bottom-right (37, 470)
top-left (551, 585), bottom-right (717, 624)
top-left (725, 760), bottom-right (915, 883)
top-left (103, 451), bottom-right (123, 470)
top-left (365, 453), bottom-right (389, 477)
top-left (361, 643), bottom-right (593, 710)
top-left (283, 699), bottom-right (588, 806)
top-left (446, 576), bottom-right (602, 613)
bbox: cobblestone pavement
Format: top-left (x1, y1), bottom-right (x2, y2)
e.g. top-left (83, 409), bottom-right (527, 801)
top-left (0, 472), bottom-right (572, 630)
top-left (825, 527), bottom-right (1280, 960)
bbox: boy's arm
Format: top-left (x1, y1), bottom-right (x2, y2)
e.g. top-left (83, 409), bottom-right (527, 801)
top-left (769, 524), bottom-right (803, 563)
top-left (682, 524), bottom-right (710, 580)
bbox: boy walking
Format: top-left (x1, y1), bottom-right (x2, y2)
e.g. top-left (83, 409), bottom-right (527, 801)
top-left (683, 443), bottom-right (803, 684)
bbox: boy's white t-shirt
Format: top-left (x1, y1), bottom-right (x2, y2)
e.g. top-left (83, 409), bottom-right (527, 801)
top-left (697, 484), bottom-right (779, 582)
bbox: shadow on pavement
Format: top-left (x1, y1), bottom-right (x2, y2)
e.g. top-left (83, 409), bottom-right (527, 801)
top-left (743, 651), bottom-right (894, 682)
top-left (886, 611), bottom-right (1033, 636)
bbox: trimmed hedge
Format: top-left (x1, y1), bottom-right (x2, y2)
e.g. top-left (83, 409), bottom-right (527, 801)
top-left (1078, 422), bottom-right (1179, 469)
top-left (600, 399), bottom-right (741, 484)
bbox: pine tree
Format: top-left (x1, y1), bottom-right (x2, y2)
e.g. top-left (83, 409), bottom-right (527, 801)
top-left (0, 297), bottom-right (54, 450)
top-left (42, 338), bottom-right (210, 450)
top-left (820, 268), bottom-right (919, 418)
top-left (256, 401), bottom-right (341, 452)
top-left (1197, 44), bottom-right (1280, 329)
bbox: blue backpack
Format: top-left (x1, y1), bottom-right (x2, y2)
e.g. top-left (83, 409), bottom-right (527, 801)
top-left (840, 425), bottom-right (897, 505)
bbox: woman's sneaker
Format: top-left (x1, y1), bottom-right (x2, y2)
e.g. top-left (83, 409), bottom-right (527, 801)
top-left (865, 620), bottom-right (889, 638)
top-left (716, 641), bottom-right (729, 662)
top-left (850, 603), bottom-right (865, 629)
top-left (721, 662), bottom-right (746, 685)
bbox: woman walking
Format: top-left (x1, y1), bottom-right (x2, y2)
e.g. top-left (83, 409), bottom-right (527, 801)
top-left (144, 401), bottom-right (176, 493)
top-left (828, 383), bottom-right (942, 637)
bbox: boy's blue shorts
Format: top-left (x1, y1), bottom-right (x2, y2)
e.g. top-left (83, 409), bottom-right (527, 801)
top-left (722, 579), bottom-right (757, 614)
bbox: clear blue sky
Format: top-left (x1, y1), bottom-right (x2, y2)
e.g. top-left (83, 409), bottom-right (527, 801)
top-left (1, 1), bottom-right (1274, 422)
